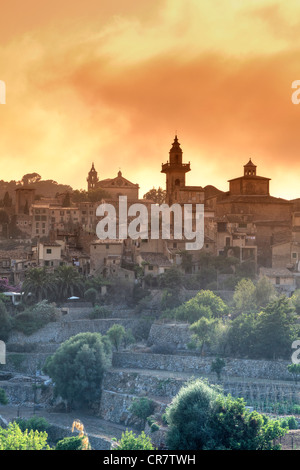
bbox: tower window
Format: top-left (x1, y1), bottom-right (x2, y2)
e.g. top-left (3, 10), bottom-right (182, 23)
top-left (175, 179), bottom-right (180, 186)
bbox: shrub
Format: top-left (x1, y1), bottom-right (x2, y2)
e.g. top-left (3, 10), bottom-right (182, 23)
top-left (129, 398), bottom-right (156, 429)
top-left (14, 301), bottom-right (58, 335)
top-left (89, 305), bottom-right (112, 319)
top-left (0, 388), bottom-right (8, 405)
top-left (84, 288), bottom-right (98, 306)
top-left (14, 416), bottom-right (49, 433)
top-left (280, 416), bottom-right (298, 430)
top-left (55, 436), bottom-right (84, 450)
top-left (0, 422), bottom-right (50, 450)
top-left (107, 324), bottom-right (126, 351)
top-left (112, 430), bottom-right (154, 450)
top-left (150, 342), bottom-right (176, 355)
top-left (210, 357), bottom-right (226, 380)
top-left (0, 300), bottom-right (13, 341)
top-left (287, 363), bottom-right (300, 384)
top-left (150, 422), bottom-right (160, 433)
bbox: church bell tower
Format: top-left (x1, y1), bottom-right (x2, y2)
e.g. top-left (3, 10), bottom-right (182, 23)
top-left (87, 163), bottom-right (99, 191)
top-left (161, 135), bottom-right (191, 204)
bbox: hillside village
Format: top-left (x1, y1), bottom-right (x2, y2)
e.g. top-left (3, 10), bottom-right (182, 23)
top-left (1, 136), bottom-right (300, 449)
top-left (0, 135), bottom-right (300, 293)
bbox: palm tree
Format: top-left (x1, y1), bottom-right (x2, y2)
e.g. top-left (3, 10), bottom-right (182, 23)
top-left (22, 267), bottom-right (56, 302)
top-left (54, 265), bottom-right (84, 301)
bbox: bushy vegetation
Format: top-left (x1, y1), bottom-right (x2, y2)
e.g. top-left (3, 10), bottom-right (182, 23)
top-left (129, 397), bottom-right (155, 429)
top-left (43, 332), bottom-right (111, 408)
top-left (0, 388), bottom-right (8, 405)
top-left (112, 430), bottom-right (155, 450)
top-left (163, 290), bottom-right (228, 323)
top-left (0, 300), bottom-right (13, 341)
top-left (14, 416), bottom-right (49, 433)
top-left (0, 422), bottom-right (50, 450)
top-left (14, 301), bottom-right (59, 336)
top-left (165, 379), bottom-right (288, 450)
top-left (55, 436), bottom-right (85, 450)
top-left (89, 305), bottom-right (112, 319)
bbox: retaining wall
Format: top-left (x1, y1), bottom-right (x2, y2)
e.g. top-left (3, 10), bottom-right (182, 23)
top-left (112, 352), bottom-right (293, 381)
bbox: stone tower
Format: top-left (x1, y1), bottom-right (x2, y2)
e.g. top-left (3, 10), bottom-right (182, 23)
top-left (161, 135), bottom-right (191, 204)
top-left (87, 163), bottom-right (99, 191)
top-left (244, 158), bottom-right (257, 177)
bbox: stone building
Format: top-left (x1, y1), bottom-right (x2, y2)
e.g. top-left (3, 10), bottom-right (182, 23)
top-left (87, 165), bottom-right (139, 202)
top-left (206, 159), bottom-right (292, 267)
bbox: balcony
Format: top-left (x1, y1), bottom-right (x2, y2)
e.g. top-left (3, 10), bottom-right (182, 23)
top-left (161, 162), bottom-right (191, 172)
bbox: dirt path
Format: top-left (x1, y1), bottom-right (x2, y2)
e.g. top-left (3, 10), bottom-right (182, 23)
top-left (0, 404), bottom-right (134, 441)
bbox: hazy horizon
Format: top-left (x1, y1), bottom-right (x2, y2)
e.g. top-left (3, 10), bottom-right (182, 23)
top-left (1, 1), bottom-right (300, 200)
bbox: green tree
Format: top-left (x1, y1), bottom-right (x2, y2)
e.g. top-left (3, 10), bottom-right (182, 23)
top-left (0, 422), bottom-right (50, 450)
top-left (255, 296), bottom-right (298, 359)
top-left (43, 332), bottom-right (111, 408)
top-left (210, 357), bottom-right (226, 380)
top-left (166, 379), bottom-right (219, 450)
top-left (112, 430), bottom-right (154, 450)
top-left (129, 398), bottom-right (155, 429)
top-left (233, 279), bottom-right (257, 314)
top-left (0, 299), bottom-right (13, 341)
top-left (54, 265), bottom-right (84, 301)
top-left (22, 267), bottom-right (56, 302)
top-left (143, 187), bottom-right (166, 204)
top-left (189, 317), bottom-right (219, 354)
top-left (226, 313), bottom-right (257, 358)
top-left (158, 266), bottom-right (184, 290)
top-left (210, 394), bottom-right (287, 450)
top-left (0, 388), bottom-right (8, 405)
top-left (169, 290), bottom-right (228, 324)
top-left (255, 276), bottom-right (277, 309)
top-left (14, 301), bottom-right (58, 336)
top-left (289, 289), bottom-right (300, 314)
top-left (107, 324), bottom-right (126, 351)
top-left (62, 192), bottom-right (71, 207)
top-left (166, 379), bottom-right (287, 450)
top-left (84, 287), bottom-right (98, 306)
top-left (287, 363), bottom-right (300, 384)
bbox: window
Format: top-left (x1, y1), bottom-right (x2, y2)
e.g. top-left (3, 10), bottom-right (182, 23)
top-left (276, 277), bottom-right (280, 285)
top-left (46, 248), bottom-right (52, 254)
top-left (292, 252), bottom-right (297, 259)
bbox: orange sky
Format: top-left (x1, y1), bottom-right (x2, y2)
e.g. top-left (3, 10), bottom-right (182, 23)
top-left (1, 0), bottom-right (300, 199)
